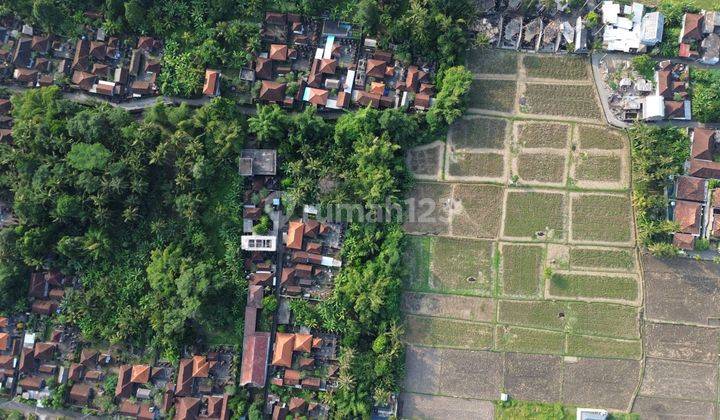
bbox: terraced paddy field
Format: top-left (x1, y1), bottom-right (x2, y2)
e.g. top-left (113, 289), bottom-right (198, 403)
top-left (398, 51), bottom-right (718, 419)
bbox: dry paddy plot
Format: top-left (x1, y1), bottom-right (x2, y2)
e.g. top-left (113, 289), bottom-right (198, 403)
top-left (502, 190), bottom-right (566, 240)
top-left (577, 125), bottom-right (626, 150)
top-left (495, 325), bottom-right (565, 355)
top-left (451, 183), bottom-right (504, 238)
top-left (569, 246), bottom-right (636, 271)
top-left (405, 141), bottom-right (443, 180)
top-left (404, 315), bottom-right (493, 349)
top-left (403, 182), bottom-right (452, 234)
top-left (500, 243), bottom-right (544, 297)
top-left (570, 193), bottom-right (634, 244)
top-left (401, 291), bottom-right (496, 322)
top-left (523, 84), bottom-right (602, 120)
top-left (449, 116), bottom-right (508, 150)
top-left (468, 79), bottom-right (517, 113)
top-left (574, 154), bottom-right (624, 183)
top-left (447, 151), bottom-right (505, 179)
top-left (516, 152), bottom-right (567, 184)
top-left (566, 335), bottom-right (641, 359)
top-left (467, 48), bottom-right (518, 75)
top-left (522, 55), bottom-right (589, 80)
top-left (515, 121), bottom-right (570, 149)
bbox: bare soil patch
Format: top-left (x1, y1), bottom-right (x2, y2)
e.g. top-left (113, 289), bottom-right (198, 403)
top-left (644, 322), bottom-right (719, 364)
top-left (400, 393), bottom-right (495, 420)
top-left (503, 352), bottom-right (563, 403)
top-left (437, 349), bottom-right (503, 399)
top-left (403, 182), bottom-right (453, 235)
top-left (406, 141), bottom-right (443, 179)
top-left (633, 396), bottom-right (717, 419)
top-left (561, 357), bottom-right (641, 410)
top-left (639, 358), bottom-right (718, 401)
top-left (401, 292), bottom-right (496, 322)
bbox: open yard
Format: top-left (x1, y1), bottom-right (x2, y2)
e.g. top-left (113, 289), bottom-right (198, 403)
top-left (548, 272), bottom-right (638, 302)
top-left (577, 125), bottom-right (625, 150)
top-left (516, 122), bottom-right (569, 149)
top-left (503, 190), bottom-right (566, 239)
top-left (450, 116), bottom-right (507, 149)
top-left (517, 153), bottom-right (567, 183)
top-left (571, 194), bottom-right (633, 243)
top-left (451, 184), bottom-right (504, 238)
top-left (448, 152), bottom-right (505, 178)
top-left (405, 315), bottom-right (494, 349)
top-left (523, 84), bottom-right (602, 120)
top-left (523, 55), bottom-right (588, 80)
top-left (574, 154), bottom-right (623, 182)
top-left (501, 244), bottom-right (544, 296)
top-left (468, 79), bottom-right (517, 112)
top-left (467, 48), bottom-right (518, 75)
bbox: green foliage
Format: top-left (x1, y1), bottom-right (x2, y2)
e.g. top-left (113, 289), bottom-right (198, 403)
top-left (45, 381), bottom-right (70, 408)
top-left (5, 90), bottom-right (246, 357)
top-left (159, 40), bottom-right (203, 97)
top-left (426, 65), bottom-right (472, 131)
top-left (248, 104), bottom-right (291, 144)
top-left (629, 124), bottom-right (689, 248)
top-left (695, 238), bottom-right (710, 251)
top-left (496, 399), bottom-right (572, 420)
top-left (289, 299), bottom-right (320, 329)
top-left (691, 69), bottom-right (720, 123)
top-left (262, 295), bottom-right (278, 313)
top-left (631, 55), bottom-right (655, 80)
top-left (648, 241), bottom-right (680, 258)
top-left (585, 11), bottom-right (599, 29)
top-left (253, 214), bottom-right (271, 234)
top-left (66, 143), bottom-right (111, 171)
top-left (103, 373), bottom-right (117, 395)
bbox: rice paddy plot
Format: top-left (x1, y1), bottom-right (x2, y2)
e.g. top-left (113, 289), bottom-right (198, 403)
top-left (429, 237), bottom-right (496, 296)
top-left (566, 335), bottom-right (642, 360)
top-left (549, 272), bottom-right (638, 302)
top-left (575, 154), bottom-right (622, 182)
top-left (566, 302), bottom-right (640, 339)
top-left (517, 153), bottom-right (567, 183)
top-left (571, 194), bottom-right (633, 243)
top-left (466, 48), bottom-right (518, 75)
top-left (577, 125), bottom-right (625, 150)
top-left (448, 152), bottom-right (504, 178)
top-left (468, 80), bottom-right (517, 113)
top-left (452, 184), bottom-right (504, 239)
top-left (503, 191), bottom-right (566, 239)
top-left (450, 117), bottom-right (508, 150)
top-left (404, 315), bottom-right (494, 349)
top-left (523, 55), bottom-right (589, 80)
top-left (524, 84), bottom-right (601, 120)
top-left (495, 325), bottom-right (565, 355)
top-left (498, 300), bottom-right (567, 331)
top-left (569, 247), bottom-right (636, 271)
top-left (516, 122), bottom-right (569, 149)
top-left (501, 244), bottom-right (544, 296)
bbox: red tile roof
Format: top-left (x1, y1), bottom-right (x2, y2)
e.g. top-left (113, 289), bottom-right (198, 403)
top-left (674, 200), bottom-right (702, 235)
top-left (673, 232), bottom-right (695, 250)
top-left (131, 364), bottom-right (151, 384)
top-left (269, 44), bottom-right (288, 61)
top-left (366, 59), bottom-right (387, 78)
top-left (676, 176), bottom-right (706, 202)
top-left (682, 13), bottom-right (704, 42)
top-left (115, 364), bottom-right (133, 398)
top-left (271, 332), bottom-right (295, 367)
top-left (259, 81), bottom-right (286, 102)
top-left (689, 159), bottom-right (720, 179)
top-left (255, 57), bottom-right (272, 80)
top-left (240, 332), bottom-right (270, 387)
top-left (175, 397), bottom-right (201, 420)
top-left (318, 58), bottom-right (337, 74)
top-left (203, 70), bottom-right (220, 97)
top-left (286, 221), bottom-right (305, 250)
top-left (307, 88), bottom-right (329, 106)
top-left (692, 128), bottom-right (716, 160)
top-left (294, 333), bottom-right (312, 353)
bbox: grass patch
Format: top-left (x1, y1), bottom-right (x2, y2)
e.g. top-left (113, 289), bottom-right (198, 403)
top-left (466, 48), bottom-right (518, 74)
top-left (429, 237), bottom-right (495, 295)
top-left (498, 300), bottom-right (566, 331)
top-left (575, 154), bottom-right (622, 182)
top-left (468, 79), bottom-right (517, 112)
top-left (524, 84), bottom-right (601, 119)
top-left (578, 125), bottom-right (625, 150)
top-left (516, 122), bottom-right (569, 149)
top-left (567, 302), bottom-right (640, 339)
top-left (501, 244), bottom-right (544, 296)
top-left (403, 235), bottom-right (432, 290)
top-left (523, 55), bottom-right (588, 80)
top-left (495, 400), bottom-right (574, 420)
top-left (571, 194), bottom-right (633, 243)
top-left (549, 273), bottom-right (638, 301)
top-left (566, 335), bottom-right (642, 359)
top-left (449, 152), bottom-right (504, 178)
top-left (569, 247), bottom-right (635, 271)
top-left (503, 191), bottom-right (566, 239)
top-left (495, 325), bottom-right (565, 355)
top-left (404, 315), bottom-right (493, 349)
top-left (517, 153), bottom-right (566, 183)
top-left (450, 116), bottom-right (507, 149)
top-left (452, 184), bottom-right (504, 238)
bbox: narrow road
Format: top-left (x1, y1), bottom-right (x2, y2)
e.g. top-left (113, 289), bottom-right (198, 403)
top-left (0, 400), bottom-right (101, 419)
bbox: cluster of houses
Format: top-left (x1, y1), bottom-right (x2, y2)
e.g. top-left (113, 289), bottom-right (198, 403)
top-left (13, 270), bottom-right (237, 419)
top-left (236, 147), bottom-right (346, 418)
top-left (678, 10), bottom-right (720, 64)
top-left (0, 18), bottom-right (162, 100)
top-left (671, 128), bottom-right (720, 251)
top-left (600, 1), bottom-right (664, 53)
top-left (204, 12), bottom-right (437, 111)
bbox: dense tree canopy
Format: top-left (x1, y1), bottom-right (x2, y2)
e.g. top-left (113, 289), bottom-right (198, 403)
top-left (2, 88), bottom-right (247, 359)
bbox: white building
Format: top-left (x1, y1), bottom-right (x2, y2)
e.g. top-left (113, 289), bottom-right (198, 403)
top-left (643, 95), bottom-right (665, 121)
top-left (602, 1), bottom-right (664, 52)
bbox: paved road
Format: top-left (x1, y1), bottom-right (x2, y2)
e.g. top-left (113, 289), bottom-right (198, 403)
top-left (0, 400), bottom-right (101, 419)
top-left (590, 52), bottom-right (720, 130)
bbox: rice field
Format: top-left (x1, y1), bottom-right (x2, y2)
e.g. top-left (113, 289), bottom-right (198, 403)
top-left (523, 84), bottom-right (602, 120)
top-left (405, 315), bottom-right (494, 349)
top-left (569, 247), bottom-right (636, 271)
top-left (503, 191), bottom-right (566, 239)
top-left (466, 48), bottom-right (518, 75)
top-left (577, 125), bottom-right (625, 150)
top-left (575, 154), bottom-right (623, 182)
top-left (468, 80), bottom-right (517, 112)
top-left (449, 152), bottom-right (504, 178)
top-left (516, 122), bottom-right (569, 149)
top-left (501, 244), bottom-right (544, 297)
top-left (523, 55), bottom-right (589, 80)
top-left (571, 194), bottom-right (633, 243)
top-left (450, 117), bottom-right (508, 150)
top-left (517, 153), bottom-right (567, 183)
top-left (549, 272), bottom-right (639, 301)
